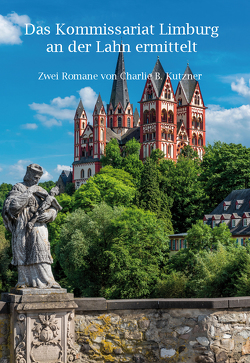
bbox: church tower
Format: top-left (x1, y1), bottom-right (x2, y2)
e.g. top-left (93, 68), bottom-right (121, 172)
top-left (139, 58), bottom-right (177, 161)
top-left (176, 64), bottom-right (206, 159)
top-left (107, 43), bottom-right (133, 135)
top-left (93, 94), bottom-right (106, 173)
top-left (74, 99), bottom-right (87, 162)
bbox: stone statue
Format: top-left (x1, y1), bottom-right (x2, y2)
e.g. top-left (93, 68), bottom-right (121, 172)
top-left (2, 164), bottom-right (62, 289)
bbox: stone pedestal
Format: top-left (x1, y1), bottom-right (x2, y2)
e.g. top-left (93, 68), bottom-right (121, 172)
top-left (1, 289), bottom-right (79, 363)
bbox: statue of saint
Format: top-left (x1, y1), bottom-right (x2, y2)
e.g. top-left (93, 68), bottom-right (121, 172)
top-left (2, 164), bottom-right (62, 289)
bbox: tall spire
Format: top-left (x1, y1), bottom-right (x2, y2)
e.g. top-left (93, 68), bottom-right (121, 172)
top-left (151, 57), bottom-right (166, 97)
top-left (94, 93), bottom-right (104, 114)
top-left (109, 43), bottom-right (130, 110)
top-left (180, 64), bottom-right (197, 103)
top-left (75, 99), bottom-right (85, 118)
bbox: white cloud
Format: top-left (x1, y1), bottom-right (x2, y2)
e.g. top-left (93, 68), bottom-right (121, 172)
top-left (29, 88), bottom-right (100, 128)
top-left (231, 77), bottom-right (250, 98)
top-left (79, 87), bottom-right (98, 109)
top-left (35, 114), bottom-right (62, 127)
top-left (21, 123), bottom-right (38, 130)
top-left (40, 170), bottom-right (53, 181)
top-left (54, 165), bottom-right (72, 173)
top-left (51, 96), bottom-right (77, 108)
top-left (29, 95), bottom-right (78, 128)
top-left (0, 12), bottom-right (30, 45)
top-left (67, 131), bottom-right (74, 136)
top-left (0, 167), bottom-right (3, 172)
top-left (206, 104), bottom-right (250, 145)
top-left (9, 159), bottom-right (31, 180)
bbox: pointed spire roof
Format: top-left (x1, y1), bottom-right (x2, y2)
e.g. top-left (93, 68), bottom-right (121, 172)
top-left (95, 93), bottom-right (105, 114)
top-left (180, 64), bottom-right (197, 103)
top-left (75, 99), bottom-right (85, 118)
top-left (134, 107), bottom-right (140, 126)
top-left (109, 43), bottom-right (130, 110)
top-left (151, 57), bottom-right (166, 97)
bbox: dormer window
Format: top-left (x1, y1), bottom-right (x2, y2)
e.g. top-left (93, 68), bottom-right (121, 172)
top-left (224, 206), bottom-right (228, 211)
top-left (236, 200), bottom-right (244, 209)
top-left (232, 219), bottom-right (236, 227)
top-left (244, 218), bottom-right (248, 227)
top-left (212, 220), bottom-right (216, 228)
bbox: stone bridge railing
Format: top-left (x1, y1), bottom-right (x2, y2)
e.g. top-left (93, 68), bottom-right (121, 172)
top-left (1, 296), bottom-right (250, 362)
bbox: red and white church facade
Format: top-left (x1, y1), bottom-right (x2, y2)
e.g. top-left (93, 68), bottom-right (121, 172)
top-left (72, 50), bottom-right (206, 189)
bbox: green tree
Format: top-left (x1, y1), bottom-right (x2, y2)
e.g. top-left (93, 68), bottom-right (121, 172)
top-left (38, 180), bottom-right (56, 192)
top-left (73, 166), bottom-right (136, 212)
top-left (200, 141), bottom-right (250, 212)
top-left (100, 138), bottom-right (122, 168)
top-left (65, 182), bottom-right (75, 196)
top-left (56, 203), bottom-right (170, 298)
top-left (160, 155), bottom-right (208, 233)
top-left (186, 220), bottom-right (234, 251)
top-left (0, 183), bottom-right (12, 213)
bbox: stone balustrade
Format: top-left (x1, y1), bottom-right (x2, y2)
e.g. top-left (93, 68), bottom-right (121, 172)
top-left (2, 297), bottom-right (250, 362)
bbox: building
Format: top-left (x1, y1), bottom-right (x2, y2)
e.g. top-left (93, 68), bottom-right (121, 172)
top-left (204, 189), bottom-right (250, 244)
top-left (72, 46), bottom-right (206, 188)
top-left (57, 169), bottom-right (72, 193)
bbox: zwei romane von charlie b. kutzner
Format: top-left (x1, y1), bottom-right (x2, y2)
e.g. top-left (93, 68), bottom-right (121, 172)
top-left (2, 163), bottom-right (62, 289)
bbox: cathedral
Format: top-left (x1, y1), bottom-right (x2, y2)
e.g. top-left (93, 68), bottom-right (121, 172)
top-left (72, 49), bottom-right (206, 189)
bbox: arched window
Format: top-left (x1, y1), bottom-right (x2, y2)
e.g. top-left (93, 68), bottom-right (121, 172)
top-left (150, 109), bottom-right (156, 123)
top-left (147, 85), bottom-right (152, 100)
top-left (110, 117), bottom-right (113, 128)
top-left (118, 117), bottom-right (122, 127)
top-left (192, 117), bottom-right (196, 128)
top-left (198, 135), bottom-right (203, 146)
top-left (81, 169), bottom-right (84, 178)
top-left (127, 117), bottom-right (131, 128)
top-left (192, 134), bottom-right (197, 145)
top-left (82, 148), bottom-right (86, 157)
top-left (100, 129), bottom-right (104, 141)
top-left (178, 98), bottom-right (182, 106)
top-left (143, 110), bottom-right (149, 124)
top-left (168, 131), bottom-right (174, 141)
top-left (161, 109), bottom-right (167, 122)
top-left (167, 90), bottom-right (171, 99)
top-left (179, 87), bottom-right (181, 95)
top-left (101, 118), bottom-right (104, 125)
top-left (94, 118), bottom-right (98, 125)
top-left (118, 108), bottom-right (122, 114)
top-left (89, 147), bottom-right (93, 156)
top-left (88, 168), bottom-right (92, 177)
top-left (168, 111), bottom-right (173, 123)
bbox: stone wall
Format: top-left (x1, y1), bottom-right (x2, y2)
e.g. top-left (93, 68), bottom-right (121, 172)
top-left (0, 302), bottom-right (10, 363)
top-left (74, 298), bottom-right (250, 363)
top-left (3, 297), bottom-right (250, 362)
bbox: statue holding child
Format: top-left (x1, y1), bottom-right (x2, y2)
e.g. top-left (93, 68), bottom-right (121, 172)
top-left (2, 164), bottom-right (62, 289)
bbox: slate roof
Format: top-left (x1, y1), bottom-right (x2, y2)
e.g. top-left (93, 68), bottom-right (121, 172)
top-left (72, 157), bottom-right (100, 165)
top-left (109, 43), bottom-right (130, 110)
top-left (205, 189), bottom-right (250, 236)
top-left (120, 127), bottom-right (140, 144)
top-left (180, 64), bottom-right (197, 103)
top-left (151, 58), bottom-right (166, 97)
top-left (59, 170), bottom-right (72, 185)
top-left (75, 99), bottom-right (85, 118)
top-left (106, 128), bottom-right (121, 142)
top-left (95, 94), bottom-right (104, 114)
top-left (134, 108), bottom-right (140, 125)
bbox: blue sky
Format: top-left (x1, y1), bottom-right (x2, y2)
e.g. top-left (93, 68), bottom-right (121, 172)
top-left (1, 0), bottom-right (250, 184)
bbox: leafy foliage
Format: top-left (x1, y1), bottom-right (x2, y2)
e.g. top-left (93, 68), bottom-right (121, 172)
top-left (200, 142), bottom-right (250, 212)
top-left (38, 180), bottom-right (56, 192)
top-left (56, 203), bottom-right (170, 298)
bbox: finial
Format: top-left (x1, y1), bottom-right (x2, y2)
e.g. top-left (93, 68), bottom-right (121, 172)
top-left (187, 60), bottom-right (189, 66)
top-left (157, 55), bottom-right (159, 60)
